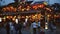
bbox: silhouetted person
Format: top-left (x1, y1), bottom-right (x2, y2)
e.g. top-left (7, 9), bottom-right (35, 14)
top-left (14, 22), bottom-right (22, 34)
top-left (6, 22), bottom-right (10, 34)
top-left (31, 20), bottom-right (38, 34)
top-left (40, 27), bottom-right (45, 34)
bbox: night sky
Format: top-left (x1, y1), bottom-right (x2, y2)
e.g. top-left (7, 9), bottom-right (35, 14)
top-left (0, 0), bottom-right (60, 6)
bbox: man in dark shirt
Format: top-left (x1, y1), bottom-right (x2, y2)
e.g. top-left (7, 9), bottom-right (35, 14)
top-left (14, 22), bottom-right (22, 34)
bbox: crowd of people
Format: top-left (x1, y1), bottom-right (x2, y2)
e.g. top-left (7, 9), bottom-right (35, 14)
top-left (0, 18), bottom-right (56, 34)
top-left (30, 20), bottom-right (45, 34)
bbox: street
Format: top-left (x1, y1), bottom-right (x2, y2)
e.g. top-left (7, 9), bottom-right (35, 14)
top-left (0, 27), bottom-right (58, 34)
top-left (0, 27), bottom-right (31, 34)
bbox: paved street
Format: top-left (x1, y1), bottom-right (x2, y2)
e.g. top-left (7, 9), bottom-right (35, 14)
top-left (45, 29), bottom-right (56, 34)
top-left (0, 27), bottom-right (31, 34)
top-left (0, 27), bottom-right (58, 34)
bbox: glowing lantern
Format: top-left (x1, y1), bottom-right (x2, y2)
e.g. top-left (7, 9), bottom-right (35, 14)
top-left (12, 18), bottom-right (15, 21)
top-left (31, 15), bottom-right (35, 19)
top-left (6, 7), bottom-right (10, 11)
top-left (38, 5), bottom-right (41, 8)
top-left (7, 16), bottom-right (9, 18)
top-left (47, 15), bottom-right (50, 17)
top-left (2, 8), bottom-right (7, 12)
top-left (33, 6), bottom-right (38, 10)
top-left (10, 6), bottom-right (14, 11)
top-left (38, 4), bottom-right (44, 8)
top-left (10, 16), bottom-right (13, 18)
top-left (14, 16), bottom-right (16, 18)
top-left (22, 8), bottom-right (25, 11)
top-left (26, 8), bottom-right (30, 11)
top-left (35, 14), bottom-right (37, 17)
top-left (26, 6), bottom-right (30, 11)
top-left (13, 8), bottom-right (17, 12)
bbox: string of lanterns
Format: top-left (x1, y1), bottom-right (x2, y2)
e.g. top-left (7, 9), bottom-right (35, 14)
top-left (1, 4), bottom-right (47, 12)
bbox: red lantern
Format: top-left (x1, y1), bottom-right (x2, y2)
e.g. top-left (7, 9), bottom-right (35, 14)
top-left (33, 5), bottom-right (38, 10)
top-left (38, 4), bottom-right (44, 8)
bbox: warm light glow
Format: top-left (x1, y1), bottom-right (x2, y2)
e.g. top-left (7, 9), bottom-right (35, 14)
top-left (18, 16), bottom-right (21, 19)
top-left (18, 6), bottom-right (22, 10)
top-left (15, 19), bottom-right (18, 24)
top-left (38, 5), bottom-right (42, 8)
top-left (29, 16), bottom-right (31, 18)
top-left (32, 16), bottom-right (35, 20)
top-left (2, 6), bottom-right (17, 12)
top-left (2, 8), bottom-right (6, 12)
top-left (7, 16), bottom-right (9, 18)
top-left (33, 6), bottom-right (38, 10)
top-left (38, 4), bottom-right (44, 8)
top-left (26, 8), bottom-right (30, 11)
top-left (0, 17), bottom-right (2, 22)
top-left (46, 8), bottom-right (51, 11)
top-left (25, 18), bottom-right (28, 22)
top-left (9, 16), bottom-right (12, 18)
top-left (22, 8), bottom-right (25, 11)
top-left (47, 15), bottom-right (50, 17)
top-left (26, 16), bottom-right (29, 18)
top-left (3, 17), bottom-right (6, 20)
top-left (20, 2), bottom-right (22, 4)
top-left (12, 18), bottom-right (15, 21)
top-left (13, 8), bottom-right (17, 12)
top-left (45, 22), bottom-right (48, 29)
top-left (9, 6), bottom-right (12, 11)
top-left (35, 14), bottom-right (37, 17)
top-left (54, 15), bottom-right (56, 16)
top-left (21, 16), bottom-right (25, 18)
top-left (37, 14), bottom-right (41, 19)
top-left (6, 7), bottom-right (10, 11)
top-left (27, 6), bottom-right (30, 8)
top-left (14, 16), bottom-right (16, 18)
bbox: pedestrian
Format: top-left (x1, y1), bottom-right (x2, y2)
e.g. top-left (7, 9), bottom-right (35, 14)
top-left (18, 22), bottom-right (22, 34)
top-left (48, 21), bottom-right (54, 32)
top-left (0, 22), bottom-right (2, 30)
top-left (14, 22), bottom-right (22, 34)
top-left (40, 27), bottom-right (45, 34)
top-left (23, 22), bottom-right (26, 30)
top-left (6, 22), bottom-right (10, 34)
top-left (38, 20), bottom-right (41, 34)
top-left (30, 20), bottom-right (38, 34)
top-left (9, 22), bottom-right (15, 34)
